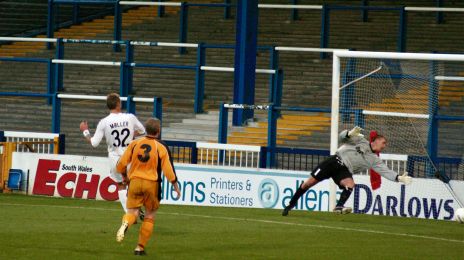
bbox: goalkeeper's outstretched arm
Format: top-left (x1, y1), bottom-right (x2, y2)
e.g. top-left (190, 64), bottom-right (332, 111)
top-left (339, 126), bottom-right (366, 144)
top-left (370, 156), bottom-right (412, 185)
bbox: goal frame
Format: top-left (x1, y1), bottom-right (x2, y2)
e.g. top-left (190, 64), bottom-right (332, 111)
top-left (329, 50), bottom-right (464, 210)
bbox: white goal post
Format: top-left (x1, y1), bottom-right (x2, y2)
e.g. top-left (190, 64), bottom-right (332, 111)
top-left (330, 50), bottom-right (464, 210)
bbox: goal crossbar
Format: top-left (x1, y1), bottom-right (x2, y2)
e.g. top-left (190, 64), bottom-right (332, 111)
top-left (334, 50), bottom-right (464, 61)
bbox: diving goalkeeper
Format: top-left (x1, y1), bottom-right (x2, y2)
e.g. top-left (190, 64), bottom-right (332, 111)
top-left (282, 126), bottom-right (412, 216)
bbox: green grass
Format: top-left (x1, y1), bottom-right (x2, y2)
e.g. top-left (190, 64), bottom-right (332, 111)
top-left (0, 194), bottom-right (463, 259)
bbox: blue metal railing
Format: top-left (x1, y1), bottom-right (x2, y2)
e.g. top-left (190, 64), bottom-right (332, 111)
top-left (0, 37), bottom-right (285, 115)
top-left (0, 92), bottom-right (161, 135)
top-left (45, 1), bottom-right (462, 56)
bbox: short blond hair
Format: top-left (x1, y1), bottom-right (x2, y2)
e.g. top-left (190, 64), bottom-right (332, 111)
top-left (106, 93), bottom-right (120, 110)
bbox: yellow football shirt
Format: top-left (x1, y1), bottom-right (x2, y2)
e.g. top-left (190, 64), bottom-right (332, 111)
top-left (116, 136), bottom-right (177, 183)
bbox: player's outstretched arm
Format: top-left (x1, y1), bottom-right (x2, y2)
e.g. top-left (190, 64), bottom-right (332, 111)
top-left (339, 126), bottom-right (365, 144)
top-left (396, 172), bottom-right (412, 185)
top-left (79, 121), bottom-right (92, 144)
top-left (371, 156), bottom-right (413, 185)
top-left (80, 120), bottom-right (104, 147)
top-left (348, 126), bottom-right (364, 138)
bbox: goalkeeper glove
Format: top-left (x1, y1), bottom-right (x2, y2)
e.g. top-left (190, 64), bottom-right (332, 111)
top-left (397, 172), bottom-right (412, 185)
top-left (348, 126), bottom-right (364, 138)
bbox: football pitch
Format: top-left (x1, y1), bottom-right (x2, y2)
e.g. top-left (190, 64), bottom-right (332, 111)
top-left (0, 194), bottom-right (462, 259)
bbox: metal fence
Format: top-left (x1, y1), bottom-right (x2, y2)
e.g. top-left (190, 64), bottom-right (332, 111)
top-left (164, 140), bottom-right (463, 180)
top-left (0, 131), bottom-right (65, 154)
top-left (197, 142), bottom-right (261, 168)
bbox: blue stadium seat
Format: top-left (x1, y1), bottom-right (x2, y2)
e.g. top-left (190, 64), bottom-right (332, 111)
top-left (7, 169), bottom-right (23, 190)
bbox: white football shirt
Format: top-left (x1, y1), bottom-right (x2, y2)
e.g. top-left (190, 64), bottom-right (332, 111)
top-left (90, 113), bottom-right (145, 156)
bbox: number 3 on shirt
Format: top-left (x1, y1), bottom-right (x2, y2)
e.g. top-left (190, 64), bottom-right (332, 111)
top-left (111, 128), bottom-right (130, 147)
top-left (138, 144), bottom-right (152, 162)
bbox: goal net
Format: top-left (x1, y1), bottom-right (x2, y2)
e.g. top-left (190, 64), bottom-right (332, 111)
top-left (330, 51), bottom-right (464, 217)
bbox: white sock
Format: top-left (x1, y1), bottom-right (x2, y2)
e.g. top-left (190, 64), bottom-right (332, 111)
top-left (118, 189), bottom-right (128, 213)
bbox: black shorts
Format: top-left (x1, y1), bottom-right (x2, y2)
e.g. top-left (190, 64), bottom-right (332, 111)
top-left (310, 155), bottom-right (352, 189)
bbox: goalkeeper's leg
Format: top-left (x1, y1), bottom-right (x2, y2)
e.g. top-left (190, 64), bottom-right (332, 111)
top-left (282, 177), bottom-right (319, 216)
top-left (333, 177), bottom-right (355, 214)
top-left (282, 155), bottom-right (341, 216)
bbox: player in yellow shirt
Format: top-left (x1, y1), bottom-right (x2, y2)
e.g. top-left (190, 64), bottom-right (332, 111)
top-left (115, 117), bottom-right (181, 256)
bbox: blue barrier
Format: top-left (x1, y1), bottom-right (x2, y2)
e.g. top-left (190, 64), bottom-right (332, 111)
top-left (55, 38), bottom-right (64, 92)
top-left (158, 0), bottom-right (165, 17)
top-left (194, 43), bottom-right (206, 113)
top-left (319, 5), bottom-right (330, 59)
top-left (398, 7), bottom-right (407, 53)
top-left (218, 102), bottom-right (228, 144)
top-left (179, 2), bottom-right (188, 54)
top-left (436, 0), bottom-right (444, 23)
top-left (266, 104), bottom-right (277, 168)
top-left (224, 0), bottom-right (232, 19)
top-left (361, 0), bottom-right (368, 22)
top-left (291, 0), bottom-right (299, 20)
top-left (154, 97), bottom-right (163, 138)
top-left (114, 0), bottom-right (122, 52)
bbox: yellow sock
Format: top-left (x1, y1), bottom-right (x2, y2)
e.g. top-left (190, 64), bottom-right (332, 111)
top-left (122, 213), bottom-right (137, 227)
top-left (137, 218), bottom-right (154, 249)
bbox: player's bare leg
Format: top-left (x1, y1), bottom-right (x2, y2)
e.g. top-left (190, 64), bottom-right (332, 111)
top-left (333, 178), bottom-right (355, 214)
top-left (282, 177), bottom-right (319, 216)
top-left (134, 210), bottom-right (157, 256)
top-left (117, 183), bottom-right (129, 213)
top-left (117, 208), bottom-right (140, 242)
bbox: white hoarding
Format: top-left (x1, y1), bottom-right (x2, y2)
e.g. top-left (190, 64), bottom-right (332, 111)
top-left (12, 152), bottom-right (463, 221)
top-left (12, 152), bottom-right (119, 201)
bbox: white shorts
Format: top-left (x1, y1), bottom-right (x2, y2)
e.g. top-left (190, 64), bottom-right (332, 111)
top-left (109, 154), bottom-right (123, 183)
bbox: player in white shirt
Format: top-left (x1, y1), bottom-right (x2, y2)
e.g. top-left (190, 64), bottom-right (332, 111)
top-left (79, 93), bottom-right (146, 214)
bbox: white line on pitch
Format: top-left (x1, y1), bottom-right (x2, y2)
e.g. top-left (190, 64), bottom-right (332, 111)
top-left (163, 212), bottom-right (464, 244)
top-left (1, 202), bottom-right (462, 244)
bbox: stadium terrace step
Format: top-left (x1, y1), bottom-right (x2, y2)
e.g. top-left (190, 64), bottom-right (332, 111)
top-left (227, 112), bottom-right (331, 147)
top-left (161, 110), bottom-right (233, 142)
